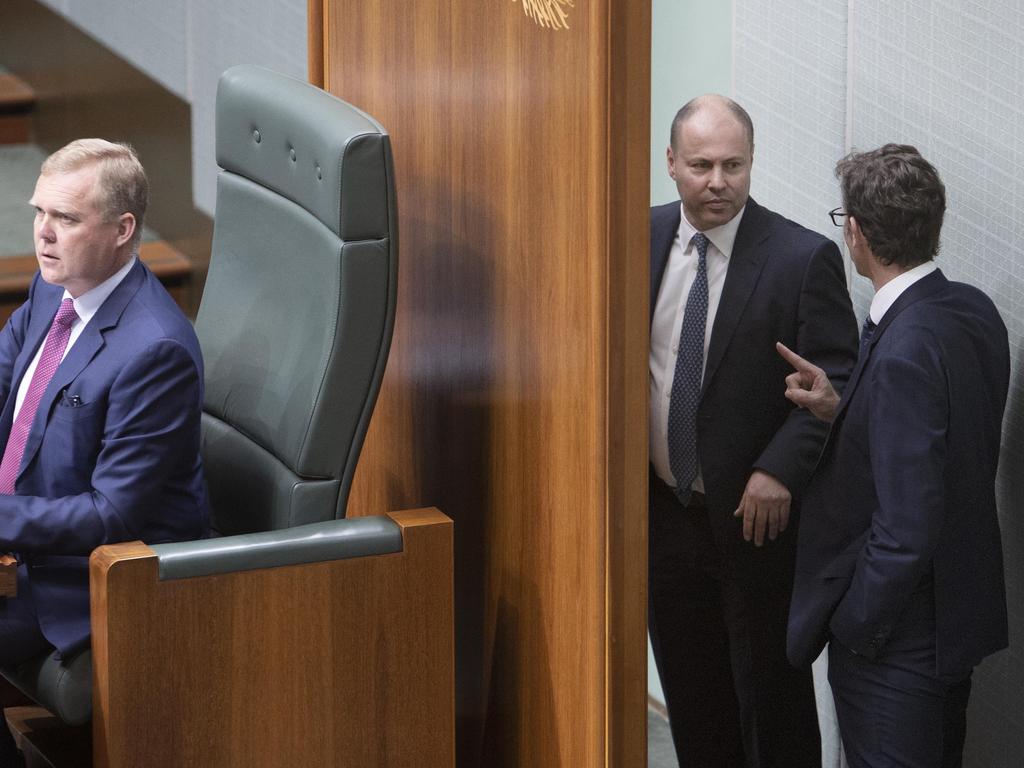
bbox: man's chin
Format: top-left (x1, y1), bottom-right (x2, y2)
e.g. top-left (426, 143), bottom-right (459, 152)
top-left (37, 263), bottom-right (64, 286)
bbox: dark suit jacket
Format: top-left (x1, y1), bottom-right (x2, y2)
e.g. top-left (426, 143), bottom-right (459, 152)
top-left (788, 269), bottom-right (1009, 679)
top-left (0, 260), bottom-right (208, 656)
top-left (651, 198), bottom-right (859, 559)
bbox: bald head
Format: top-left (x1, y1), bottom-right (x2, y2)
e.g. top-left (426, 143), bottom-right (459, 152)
top-left (670, 95), bottom-right (754, 153)
top-left (666, 94), bottom-right (754, 231)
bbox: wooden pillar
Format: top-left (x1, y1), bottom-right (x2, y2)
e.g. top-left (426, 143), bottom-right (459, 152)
top-left (313, 1), bottom-right (650, 764)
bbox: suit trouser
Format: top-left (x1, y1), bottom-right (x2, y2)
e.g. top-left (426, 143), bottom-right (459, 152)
top-left (827, 582), bottom-right (971, 768)
top-left (0, 565), bottom-right (56, 763)
top-left (648, 475), bottom-right (820, 768)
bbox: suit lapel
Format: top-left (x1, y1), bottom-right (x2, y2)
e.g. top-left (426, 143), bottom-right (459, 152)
top-left (823, 269), bottom-right (948, 447)
top-left (18, 261), bottom-right (146, 476)
top-left (0, 286), bottom-right (62, 442)
top-left (701, 200), bottom-right (770, 397)
top-left (11, 289), bottom-right (63, 396)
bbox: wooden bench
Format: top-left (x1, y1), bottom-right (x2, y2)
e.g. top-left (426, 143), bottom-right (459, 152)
top-left (0, 73), bottom-right (36, 145)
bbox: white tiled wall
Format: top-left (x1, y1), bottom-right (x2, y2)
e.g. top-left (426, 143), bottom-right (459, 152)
top-left (735, 2), bottom-right (1024, 766)
top-left (35, 0), bottom-right (307, 216)
top-left (735, 1), bottom-right (849, 255)
top-left (186, 1), bottom-right (307, 213)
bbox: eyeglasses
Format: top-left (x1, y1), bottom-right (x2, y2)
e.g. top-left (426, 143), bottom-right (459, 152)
top-left (828, 207), bottom-right (847, 227)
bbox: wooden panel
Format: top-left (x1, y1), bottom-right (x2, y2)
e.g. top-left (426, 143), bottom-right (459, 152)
top-left (318, 3), bottom-right (650, 766)
top-left (0, 554), bottom-right (16, 597)
top-left (90, 510), bottom-right (453, 768)
top-left (6, 706), bottom-right (91, 768)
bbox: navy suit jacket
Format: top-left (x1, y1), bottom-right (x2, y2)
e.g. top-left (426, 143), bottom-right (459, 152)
top-left (0, 260), bottom-right (208, 656)
top-left (651, 198), bottom-right (859, 560)
top-left (788, 269), bottom-right (1009, 678)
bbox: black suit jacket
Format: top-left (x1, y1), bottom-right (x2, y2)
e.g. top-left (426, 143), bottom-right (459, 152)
top-left (788, 269), bottom-right (1009, 678)
top-left (651, 198), bottom-right (859, 559)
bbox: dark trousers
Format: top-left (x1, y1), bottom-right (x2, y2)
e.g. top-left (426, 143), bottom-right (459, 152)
top-left (648, 475), bottom-right (820, 768)
top-left (828, 583), bottom-right (971, 768)
top-left (0, 566), bottom-right (53, 766)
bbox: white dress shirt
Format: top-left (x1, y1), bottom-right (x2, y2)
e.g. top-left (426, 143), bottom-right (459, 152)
top-left (12, 257), bottom-right (137, 421)
top-left (650, 205), bottom-right (745, 492)
top-left (868, 261), bottom-right (938, 324)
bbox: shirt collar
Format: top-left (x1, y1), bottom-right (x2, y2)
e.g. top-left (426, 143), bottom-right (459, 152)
top-left (678, 203), bottom-right (746, 259)
top-left (63, 256), bottom-right (137, 325)
top-left (869, 261), bottom-right (938, 323)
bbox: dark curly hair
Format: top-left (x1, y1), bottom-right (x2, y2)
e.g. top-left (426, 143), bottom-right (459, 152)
top-left (835, 144), bottom-right (945, 268)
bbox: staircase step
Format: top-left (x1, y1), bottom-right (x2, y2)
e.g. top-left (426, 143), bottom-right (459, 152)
top-left (0, 73), bottom-right (37, 145)
top-left (0, 241), bottom-right (193, 325)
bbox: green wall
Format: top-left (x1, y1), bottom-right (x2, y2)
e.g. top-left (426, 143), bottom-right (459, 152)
top-left (649, 0), bottom-right (733, 205)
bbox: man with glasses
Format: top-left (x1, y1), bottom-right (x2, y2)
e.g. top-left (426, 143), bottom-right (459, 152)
top-left (782, 144), bottom-right (1009, 767)
top-left (649, 94), bottom-right (859, 767)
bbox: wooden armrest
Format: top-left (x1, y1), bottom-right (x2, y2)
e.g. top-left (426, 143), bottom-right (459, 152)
top-left (0, 554), bottom-right (16, 597)
top-left (89, 509), bottom-right (454, 768)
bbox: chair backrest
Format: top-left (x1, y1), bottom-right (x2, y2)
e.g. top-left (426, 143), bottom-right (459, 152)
top-left (195, 65), bottom-right (397, 535)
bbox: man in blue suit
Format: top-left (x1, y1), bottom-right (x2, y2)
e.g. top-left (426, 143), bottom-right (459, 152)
top-left (781, 144), bottom-right (1009, 767)
top-left (649, 95), bottom-right (859, 767)
top-left (0, 139), bottom-right (207, 670)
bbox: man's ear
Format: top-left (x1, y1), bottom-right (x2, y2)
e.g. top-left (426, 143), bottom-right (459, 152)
top-left (116, 212), bottom-right (137, 248)
top-left (847, 215), bottom-right (862, 246)
top-left (666, 146), bottom-right (677, 180)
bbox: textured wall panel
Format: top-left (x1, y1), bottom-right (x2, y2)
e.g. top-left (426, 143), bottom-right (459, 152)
top-left (187, 1), bottom-right (307, 214)
top-left (734, 1), bottom-right (849, 254)
top-left (33, 0), bottom-right (307, 216)
top-left (35, 0), bottom-right (188, 99)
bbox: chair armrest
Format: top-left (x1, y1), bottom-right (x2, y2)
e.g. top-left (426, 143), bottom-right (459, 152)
top-left (148, 515), bottom-right (402, 580)
top-left (88, 508), bottom-right (454, 768)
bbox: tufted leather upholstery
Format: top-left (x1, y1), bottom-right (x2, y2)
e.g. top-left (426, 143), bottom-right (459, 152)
top-left (198, 65), bottom-right (398, 534)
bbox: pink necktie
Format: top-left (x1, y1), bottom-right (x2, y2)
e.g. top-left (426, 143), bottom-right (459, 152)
top-left (0, 299), bottom-right (78, 494)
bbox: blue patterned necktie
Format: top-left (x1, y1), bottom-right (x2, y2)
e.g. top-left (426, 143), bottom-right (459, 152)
top-left (667, 232), bottom-right (710, 505)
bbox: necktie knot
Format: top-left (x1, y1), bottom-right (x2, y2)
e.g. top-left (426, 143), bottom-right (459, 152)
top-left (861, 316), bottom-right (876, 348)
top-left (54, 299), bottom-right (78, 329)
top-left (691, 232), bottom-right (710, 263)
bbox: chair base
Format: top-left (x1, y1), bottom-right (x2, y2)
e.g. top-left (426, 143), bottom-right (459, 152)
top-left (4, 706), bottom-right (90, 768)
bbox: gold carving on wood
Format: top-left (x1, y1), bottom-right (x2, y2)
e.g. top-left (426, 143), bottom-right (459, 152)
top-left (514, 0), bottom-right (574, 30)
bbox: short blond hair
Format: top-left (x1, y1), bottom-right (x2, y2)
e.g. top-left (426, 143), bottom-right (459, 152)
top-left (41, 139), bottom-right (148, 249)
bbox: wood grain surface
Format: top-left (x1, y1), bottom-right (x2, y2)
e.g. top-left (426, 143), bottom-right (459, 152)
top-left (316, 2), bottom-right (650, 765)
top-left (0, 554), bottom-right (16, 597)
top-left (89, 510), bottom-right (453, 768)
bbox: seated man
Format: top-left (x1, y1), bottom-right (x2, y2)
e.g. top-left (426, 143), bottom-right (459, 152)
top-left (0, 139), bottom-right (207, 685)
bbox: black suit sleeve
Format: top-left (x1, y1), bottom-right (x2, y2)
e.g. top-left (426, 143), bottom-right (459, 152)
top-left (753, 239), bottom-right (858, 497)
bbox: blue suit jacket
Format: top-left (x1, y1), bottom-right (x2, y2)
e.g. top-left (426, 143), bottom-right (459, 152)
top-left (651, 198), bottom-right (859, 557)
top-left (788, 269), bottom-right (1009, 678)
top-left (0, 261), bottom-right (208, 656)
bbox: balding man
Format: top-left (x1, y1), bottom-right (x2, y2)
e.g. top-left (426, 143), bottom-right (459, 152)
top-left (0, 140), bottom-right (207, 679)
top-left (648, 95), bottom-right (858, 767)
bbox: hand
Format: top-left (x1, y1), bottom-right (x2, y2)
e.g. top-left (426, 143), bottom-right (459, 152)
top-left (776, 342), bottom-right (840, 423)
top-left (734, 470), bottom-right (791, 546)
